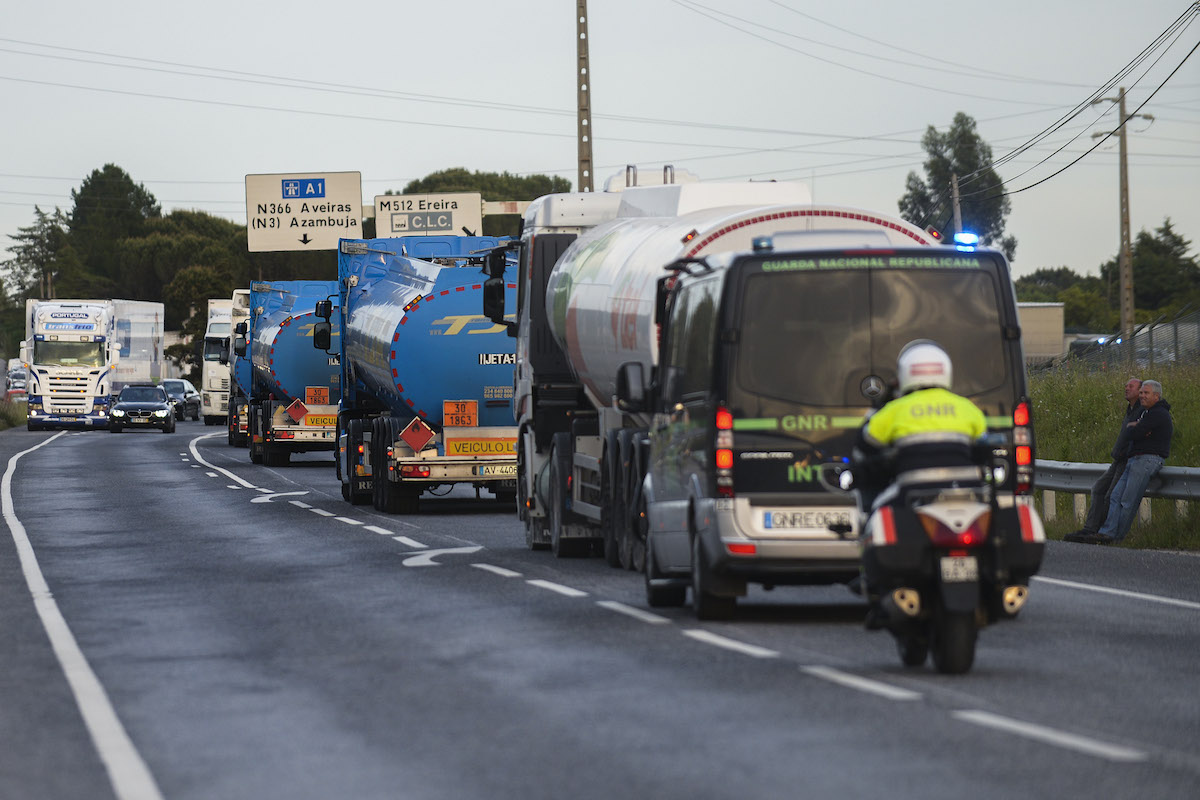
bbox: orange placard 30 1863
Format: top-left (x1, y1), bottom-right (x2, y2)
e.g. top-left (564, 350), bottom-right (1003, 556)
top-left (443, 400), bottom-right (478, 427)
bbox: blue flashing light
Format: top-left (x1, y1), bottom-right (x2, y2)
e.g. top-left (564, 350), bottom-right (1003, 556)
top-left (1115, 337), bottom-right (1123, 345)
top-left (954, 231), bottom-right (980, 246)
top-left (1097, 337), bottom-right (1107, 345)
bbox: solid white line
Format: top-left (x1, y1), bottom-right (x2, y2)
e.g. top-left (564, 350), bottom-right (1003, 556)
top-left (682, 629), bottom-right (779, 658)
top-left (4, 433), bottom-right (164, 800)
top-left (526, 579), bottom-right (589, 598)
top-left (801, 665), bottom-right (923, 701)
top-left (309, 508), bottom-right (335, 517)
top-left (1033, 575), bottom-right (1200, 611)
top-left (365, 525), bottom-right (392, 536)
top-left (392, 535), bottom-right (428, 549)
top-left (596, 600), bottom-right (670, 625)
top-left (289, 500), bottom-right (312, 509)
top-left (471, 563), bottom-right (522, 578)
top-left (953, 710), bottom-right (1148, 762)
top-left (187, 433), bottom-right (256, 488)
top-left (335, 517), bottom-right (363, 526)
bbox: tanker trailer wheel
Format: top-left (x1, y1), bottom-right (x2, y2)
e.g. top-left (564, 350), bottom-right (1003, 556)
top-left (601, 431), bottom-right (622, 568)
top-left (344, 419), bottom-right (372, 506)
top-left (249, 404), bottom-right (264, 464)
top-left (549, 432), bottom-right (587, 558)
top-left (518, 436), bottom-right (550, 550)
top-left (264, 443), bottom-right (290, 467)
top-left (374, 417), bottom-right (408, 514)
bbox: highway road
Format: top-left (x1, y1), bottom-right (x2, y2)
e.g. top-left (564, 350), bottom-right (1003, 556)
top-left (1, 424), bottom-right (1197, 799)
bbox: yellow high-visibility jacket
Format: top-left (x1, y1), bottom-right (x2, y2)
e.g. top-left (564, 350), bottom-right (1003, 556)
top-left (863, 387), bottom-right (986, 449)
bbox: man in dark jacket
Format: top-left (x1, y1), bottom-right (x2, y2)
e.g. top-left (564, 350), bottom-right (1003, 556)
top-left (1086, 379), bottom-right (1173, 545)
top-left (1064, 377), bottom-right (1142, 543)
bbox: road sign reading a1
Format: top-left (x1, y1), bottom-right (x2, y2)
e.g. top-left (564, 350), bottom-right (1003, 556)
top-left (374, 192), bottom-right (483, 237)
top-left (245, 171), bottom-right (362, 252)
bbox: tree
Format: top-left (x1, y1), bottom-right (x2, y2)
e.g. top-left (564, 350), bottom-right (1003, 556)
top-left (69, 164), bottom-right (161, 291)
top-left (1099, 219), bottom-right (1199, 312)
top-left (397, 168), bottom-right (572, 236)
top-left (899, 113), bottom-right (1016, 259)
top-left (2, 206), bottom-right (72, 299)
top-left (1014, 267), bottom-right (1083, 303)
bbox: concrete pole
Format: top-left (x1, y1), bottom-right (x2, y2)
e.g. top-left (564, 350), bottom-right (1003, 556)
top-left (1117, 87), bottom-right (1135, 340)
top-left (951, 173), bottom-right (963, 234)
top-left (576, 0), bottom-right (594, 193)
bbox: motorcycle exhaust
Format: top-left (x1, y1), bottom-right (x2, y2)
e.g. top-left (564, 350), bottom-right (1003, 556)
top-left (1002, 585), bottom-right (1029, 615)
top-left (884, 588), bottom-right (922, 619)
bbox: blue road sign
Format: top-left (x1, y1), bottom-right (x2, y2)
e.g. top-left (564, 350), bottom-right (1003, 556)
top-left (281, 179), bottom-right (326, 199)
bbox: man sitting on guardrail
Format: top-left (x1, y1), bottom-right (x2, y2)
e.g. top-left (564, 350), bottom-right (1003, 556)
top-left (1079, 379), bottom-right (1173, 545)
top-left (1064, 377), bottom-right (1142, 543)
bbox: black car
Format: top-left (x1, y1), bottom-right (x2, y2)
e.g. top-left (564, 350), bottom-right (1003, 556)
top-left (161, 379), bottom-right (201, 421)
top-left (109, 384), bottom-right (175, 433)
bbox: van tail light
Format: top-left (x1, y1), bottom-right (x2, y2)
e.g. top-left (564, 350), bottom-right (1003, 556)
top-left (1013, 400), bottom-right (1034, 495)
top-left (715, 405), bottom-right (734, 498)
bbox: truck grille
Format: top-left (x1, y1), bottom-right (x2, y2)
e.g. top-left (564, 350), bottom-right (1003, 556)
top-left (220, 378), bottom-right (230, 390)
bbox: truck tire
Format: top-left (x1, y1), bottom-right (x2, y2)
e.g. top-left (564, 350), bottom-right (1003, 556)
top-left (549, 432), bottom-right (587, 558)
top-left (601, 431), bottom-right (622, 568)
top-left (374, 417), bottom-right (406, 514)
top-left (264, 444), bottom-right (290, 467)
top-left (249, 404), bottom-right (263, 464)
top-left (344, 418), bottom-right (371, 505)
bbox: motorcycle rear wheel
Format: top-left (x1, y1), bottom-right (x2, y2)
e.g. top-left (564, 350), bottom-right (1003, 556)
top-left (931, 611), bottom-right (977, 674)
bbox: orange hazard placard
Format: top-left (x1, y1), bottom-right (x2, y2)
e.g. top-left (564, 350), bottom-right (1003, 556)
top-left (306, 386), bottom-right (330, 405)
top-left (443, 400), bottom-right (478, 427)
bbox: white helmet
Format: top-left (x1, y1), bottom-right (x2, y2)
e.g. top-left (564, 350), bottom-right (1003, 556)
top-left (897, 340), bottom-right (952, 394)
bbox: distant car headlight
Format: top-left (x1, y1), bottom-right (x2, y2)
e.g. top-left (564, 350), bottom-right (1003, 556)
top-left (111, 409), bottom-right (126, 417)
top-left (153, 409), bottom-right (170, 418)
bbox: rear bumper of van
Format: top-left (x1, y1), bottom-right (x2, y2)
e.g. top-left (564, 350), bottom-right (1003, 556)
top-left (698, 495), bottom-right (862, 585)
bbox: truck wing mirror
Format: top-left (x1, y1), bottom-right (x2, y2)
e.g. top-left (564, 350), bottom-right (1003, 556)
top-left (312, 320), bottom-right (332, 351)
top-left (234, 321), bottom-right (247, 336)
top-left (616, 362), bottom-right (647, 412)
top-left (483, 276), bottom-right (516, 337)
top-left (19, 341), bottom-right (27, 362)
top-left (485, 247), bottom-right (507, 280)
top-left (233, 335), bottom-right (248, 358)
top-left (315, 300), bottom-right (332, 319)
top-left (218, 337), bottom-right (230, 365)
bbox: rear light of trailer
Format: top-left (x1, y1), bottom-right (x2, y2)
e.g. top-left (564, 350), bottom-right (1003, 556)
top-left (399, 464), bottom-right (431, 478)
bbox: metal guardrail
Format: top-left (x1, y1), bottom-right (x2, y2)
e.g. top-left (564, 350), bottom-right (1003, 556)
top-left (1035, 459), bottom-right (1200, 501)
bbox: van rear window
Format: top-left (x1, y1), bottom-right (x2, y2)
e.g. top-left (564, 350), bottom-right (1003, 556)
top-left (735, 267), bottom-right (1008, 407)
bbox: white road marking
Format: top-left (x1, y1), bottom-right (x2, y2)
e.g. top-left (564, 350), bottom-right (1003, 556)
top-left (1032, 575), bottom-right (1200, 611)
top-left (391, 535), bottom-right (428, 549)
top-left (187, 433), bottom-right (257, 488)
top-left (226, 485), bottom-right (243, 490)
top-left (401, 546), bottom-right (483, 567)
top-left (953, 710), bottom-right (1148, 762)
top-left (4, 433), bottom-right (164, 800)
top-left (255, 487), bottom-right (272, 493)
top-left (801, 665), bottom-right (923, 701)
top-left (365, 525), bottom-right (393, 536)
top-left (205, 472), bottom-right (217, 477)
top-left (471, 563), bottom-right (522, 578)
top-left (310, 508), bottom-right (335, 517)
top-left (596, 600), bottom-right (670, 625)
top-left (335, 517), bottom-right (363, 526)
top-left (683, 630), bottom-right (779, 659)
top-left (289, 500), bottom-right (312, 509)
top-left (526, 579), bottom-right (589, 598)
top-left (250, 491), bottom-right (309, 504)
top-left (178, 452), bottom-right (188, 456)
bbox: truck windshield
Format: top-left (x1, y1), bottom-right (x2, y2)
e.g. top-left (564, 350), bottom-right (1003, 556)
top-left (203, 338), bottom-right (226, 361)
top-left (32, 340), bottom-right (106, 367)
top-left (733, 261), bottom-right (1009, 409)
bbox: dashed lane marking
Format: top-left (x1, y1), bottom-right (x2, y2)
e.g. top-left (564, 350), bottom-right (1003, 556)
top-left (801, 665), bottom-right (922, 701)
top-left (289, 500), bottom-right (312, 509)
top-left (596, 600), bottom-right (670, 625)
top-left (952, 710), bottom-right (1148, 762)
top-left (335, 517), bottom-right (364, 526)
top-left (471, 563), bottom-right (522, 578)
top-left (205, 472), bottom-right (217, 478)
top-left (310, 509), bottom-right (335, 517)
top-left (366, 525), bottom-right (393, 536)
top-left (392, 535), bottom-right (428, 549)
top-left (526, 579), bottom-right (589, 598)
top-left (683, 630), bottom-right (779, 659)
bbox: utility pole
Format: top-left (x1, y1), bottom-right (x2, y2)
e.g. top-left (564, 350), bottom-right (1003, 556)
top-left (576, 0), bottom-right (594, 192)
top-left (950, 173), bottom-right (963, 234)
top-left (1092, 87), bottom-right (1153, 338)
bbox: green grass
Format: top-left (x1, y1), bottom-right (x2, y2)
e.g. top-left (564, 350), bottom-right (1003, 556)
top-left (0, 400), bottom-right (27, 430)
top-left (1030, 363), bottom-right (1199, 549)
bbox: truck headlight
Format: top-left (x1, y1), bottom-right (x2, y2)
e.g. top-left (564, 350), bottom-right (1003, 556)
top-left (153, 409), bottom-right (170, 418)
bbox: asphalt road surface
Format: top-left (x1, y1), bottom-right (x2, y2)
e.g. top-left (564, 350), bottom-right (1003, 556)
top-left (1, 424), bottom-right (1197, 799)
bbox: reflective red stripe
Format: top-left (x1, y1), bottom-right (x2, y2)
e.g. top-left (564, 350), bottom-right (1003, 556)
top-left (879, 505), bottom-right (897, 545)
top-left (1018, 504), bottom-right (1036, 542)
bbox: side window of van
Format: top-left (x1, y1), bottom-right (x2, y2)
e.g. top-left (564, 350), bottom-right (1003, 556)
top-left (661, 286), bottom-right (693, 403)
top-left (679, 279), bottom-right (719, 397)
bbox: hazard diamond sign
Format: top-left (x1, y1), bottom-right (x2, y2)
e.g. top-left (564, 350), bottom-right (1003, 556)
top-left (399, 417), bottom-right (436, 453)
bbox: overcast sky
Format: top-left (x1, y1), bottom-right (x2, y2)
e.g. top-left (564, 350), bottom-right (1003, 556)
top-left (1, 1), bottom-right (1197, 280)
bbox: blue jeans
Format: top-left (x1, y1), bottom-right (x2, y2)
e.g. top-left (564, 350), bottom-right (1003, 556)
top-left (1097, 454), bottom-right (1164, 542)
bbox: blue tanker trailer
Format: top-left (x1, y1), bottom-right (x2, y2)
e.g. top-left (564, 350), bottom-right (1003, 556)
top-left (234, 280), bottom-right (341, 466)
top-left (313, 235), bottom-right (517, 513)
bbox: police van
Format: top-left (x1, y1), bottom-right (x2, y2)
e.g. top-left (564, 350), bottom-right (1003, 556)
top-left (623, 233), bottom-right (1040, 619)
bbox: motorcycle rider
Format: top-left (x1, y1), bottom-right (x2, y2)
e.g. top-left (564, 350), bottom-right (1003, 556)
top-left (852, 340), bottom-right (988, 625)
